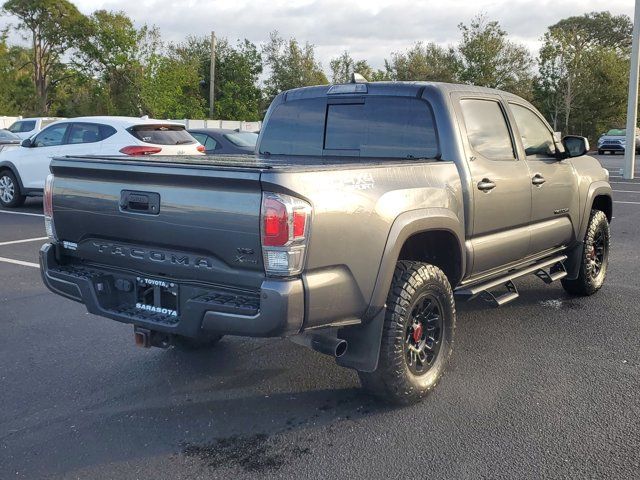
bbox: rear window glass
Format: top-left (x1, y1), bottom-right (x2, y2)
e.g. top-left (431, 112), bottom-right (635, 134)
top-left (260, 97), bottom-right (439, 159)
top-left (127, 125), bottom-right (196, 145)
top-left (224, 132), bottom-right (258, 147)
top-left (8, 120), bottom-right (36, 133)
top-left (259, 99), bottom-right (325, 156)
top-left (325, 98), bottom-right (438, 158)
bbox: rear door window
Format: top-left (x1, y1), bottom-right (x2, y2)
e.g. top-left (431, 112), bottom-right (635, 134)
top-left (460, 99), bottom-right (515, 161)
top-left (67, 123), bottom-right (101, 144)
top-left (128, 125), bottom-right (196, 145)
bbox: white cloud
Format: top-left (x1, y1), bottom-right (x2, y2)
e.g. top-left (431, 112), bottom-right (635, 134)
top-left (2, 0), bottom-right (635, 70)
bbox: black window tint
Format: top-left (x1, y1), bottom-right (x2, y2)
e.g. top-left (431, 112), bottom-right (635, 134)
top-left (99, 125), bottom-right (117, 140)
top-left (68, 123), bottom-right (101, 144)
top-left (260, 97), bottom-right (438, 159)
top-left (325, 98), bottom-right (438, 158)
top-left (460, 99), bottom-right (515, 160)
top-left (33, 124), bottom-right (68, 147)
top-left (128, 125), bottom-right (196, 145)
top-left (259, 98), bottom-right (326, 156)
top-left (510, 104), bottom-right (556, 157)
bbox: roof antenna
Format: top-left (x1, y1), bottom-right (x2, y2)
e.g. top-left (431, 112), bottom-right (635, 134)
top-left (351, 72), bottom-right (368, 84)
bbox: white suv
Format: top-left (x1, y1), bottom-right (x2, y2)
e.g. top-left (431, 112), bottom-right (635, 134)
top-left (7, 117), bottom-right (65, 140)
top-left (0, 116), bottom-right (204, 208)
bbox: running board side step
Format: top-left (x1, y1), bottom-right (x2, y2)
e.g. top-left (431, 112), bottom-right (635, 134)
top-left (455, 255), bottom-right (567, 306)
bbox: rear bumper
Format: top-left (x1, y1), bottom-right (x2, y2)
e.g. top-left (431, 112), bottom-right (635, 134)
top-left (40, 243), bottom-right (304, 338)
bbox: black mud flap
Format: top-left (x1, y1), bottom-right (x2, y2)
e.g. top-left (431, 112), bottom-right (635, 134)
top-left (336, 308), bottom-right (386, 372)
top-left (563, 242), bottom-right (584, 281)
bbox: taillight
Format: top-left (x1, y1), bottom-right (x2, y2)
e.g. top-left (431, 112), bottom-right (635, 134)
top-left (261, 192), bottom-right (311, 276)
top-left (196, 145), bottom-right (206, 153)
top-left (119, 146), bottom-right (162, 156)
top-left (43, 174), bottom-right (57, 242)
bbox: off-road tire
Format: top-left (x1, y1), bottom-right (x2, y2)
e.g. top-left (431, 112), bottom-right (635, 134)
top-left (561, 209), bottom-right (610, 296)
top-left (358, 261), bottom-right (456, 405)
top-left (0, 170), bottom-right (26, 208)
top-left (172, 334), bottom-right (223, 351)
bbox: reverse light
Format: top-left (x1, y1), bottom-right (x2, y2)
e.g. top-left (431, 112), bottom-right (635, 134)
top-left (119, 146), bottom-right (162, 156)
top-left (43, 174), bottom-right (57, 242)
top-left (261, 192), bottom-right (311, 276)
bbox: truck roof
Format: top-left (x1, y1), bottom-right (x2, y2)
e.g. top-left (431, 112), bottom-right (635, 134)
top-left (281, 81), bottom-right (526, 103)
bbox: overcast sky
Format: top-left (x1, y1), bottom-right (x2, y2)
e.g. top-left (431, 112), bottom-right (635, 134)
top-left (1, 0), bottom-right (635, 70)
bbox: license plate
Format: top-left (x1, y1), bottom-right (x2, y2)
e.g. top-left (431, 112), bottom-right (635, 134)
top-left (135, 276), bottom-right (179, 318)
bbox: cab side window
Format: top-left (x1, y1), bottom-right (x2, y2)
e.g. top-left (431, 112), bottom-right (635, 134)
top-left (460, 99), bottom-right (515, 161)
top-left (510, 103), bottom-right (556, 158)
top-left (33, 124), bottom-right (68, 147)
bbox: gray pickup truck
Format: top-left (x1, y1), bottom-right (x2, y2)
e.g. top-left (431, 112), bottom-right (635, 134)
top-left (40, 81), bottom-right (612, 404)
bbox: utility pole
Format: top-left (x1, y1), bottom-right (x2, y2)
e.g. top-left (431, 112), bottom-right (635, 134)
top-left (624, 0), bottom-right (640, 179)
top-left (209, 31), bottom-right (216, 119)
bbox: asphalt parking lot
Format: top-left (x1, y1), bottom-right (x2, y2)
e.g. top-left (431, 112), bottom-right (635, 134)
top-left (1, 155), bottom-right (639, 479)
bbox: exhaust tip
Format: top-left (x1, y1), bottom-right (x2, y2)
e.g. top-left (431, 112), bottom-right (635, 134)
top-left (335, 339), bottom-right (348, 358)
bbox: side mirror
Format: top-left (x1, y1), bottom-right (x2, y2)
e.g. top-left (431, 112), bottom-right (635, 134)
top-left (562, 135), bottom-right (589, 158)
top-left (21, 138), bottom-right (32, 148)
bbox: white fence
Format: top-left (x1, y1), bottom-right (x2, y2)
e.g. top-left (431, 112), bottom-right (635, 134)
top-left (0, 116), bottom-right (20, 129)
top-left (171, 119), bottom-right (262, 132)
top-left (1, 115), bottom-right (262, 132)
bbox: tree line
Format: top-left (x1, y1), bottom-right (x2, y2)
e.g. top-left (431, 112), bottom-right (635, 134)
top-left (0, 1), bottom-right (634, 143)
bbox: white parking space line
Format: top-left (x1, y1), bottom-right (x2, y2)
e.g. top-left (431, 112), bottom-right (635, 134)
top-left (613, 190), bottom-right (640, 194)
top-left (0, 256), bottom-right (39, 268)
top-left (614, 201), bottom-right (640, 205)
top-left (0, 237), bottom-right (48, 247)
top-left (610, 181), bottom-right (640, 185)
top-left (0, 210), bottom-right (44, 218)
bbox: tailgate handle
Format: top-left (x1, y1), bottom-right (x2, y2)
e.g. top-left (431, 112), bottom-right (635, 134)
top-left (120, 190), bottom-right (160, 215)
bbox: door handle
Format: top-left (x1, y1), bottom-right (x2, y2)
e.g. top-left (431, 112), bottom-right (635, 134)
top-left (477, 178), bottom-right (496, 192)
top-left (532, 174), bottom-right (546, 186)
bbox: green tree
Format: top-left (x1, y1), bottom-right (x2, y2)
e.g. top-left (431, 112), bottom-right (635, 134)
top-left (263, 31), bottom-right (328, 100)
top-left (330, 51), bottom-right (383, 83)
top-left (535, 11), bottom-right (632, 139)
top-left (76, 10), bottom-right (160, 115)
top-left (457, 14), bottom-right (534, 98)
top-left (140, 53), bottom-right (206, 119)
top-left (384, 42), bottom-right (459, 82)
top-left (172, 36), bottom-right (263, 120)
top-left (0, 29), bottom-right (35, 113)
top-left (2, 0), bottom-right (87, 113)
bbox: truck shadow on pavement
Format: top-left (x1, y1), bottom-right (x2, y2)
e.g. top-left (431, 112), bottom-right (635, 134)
top-left (29, 338), bottom-right (394, 477)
